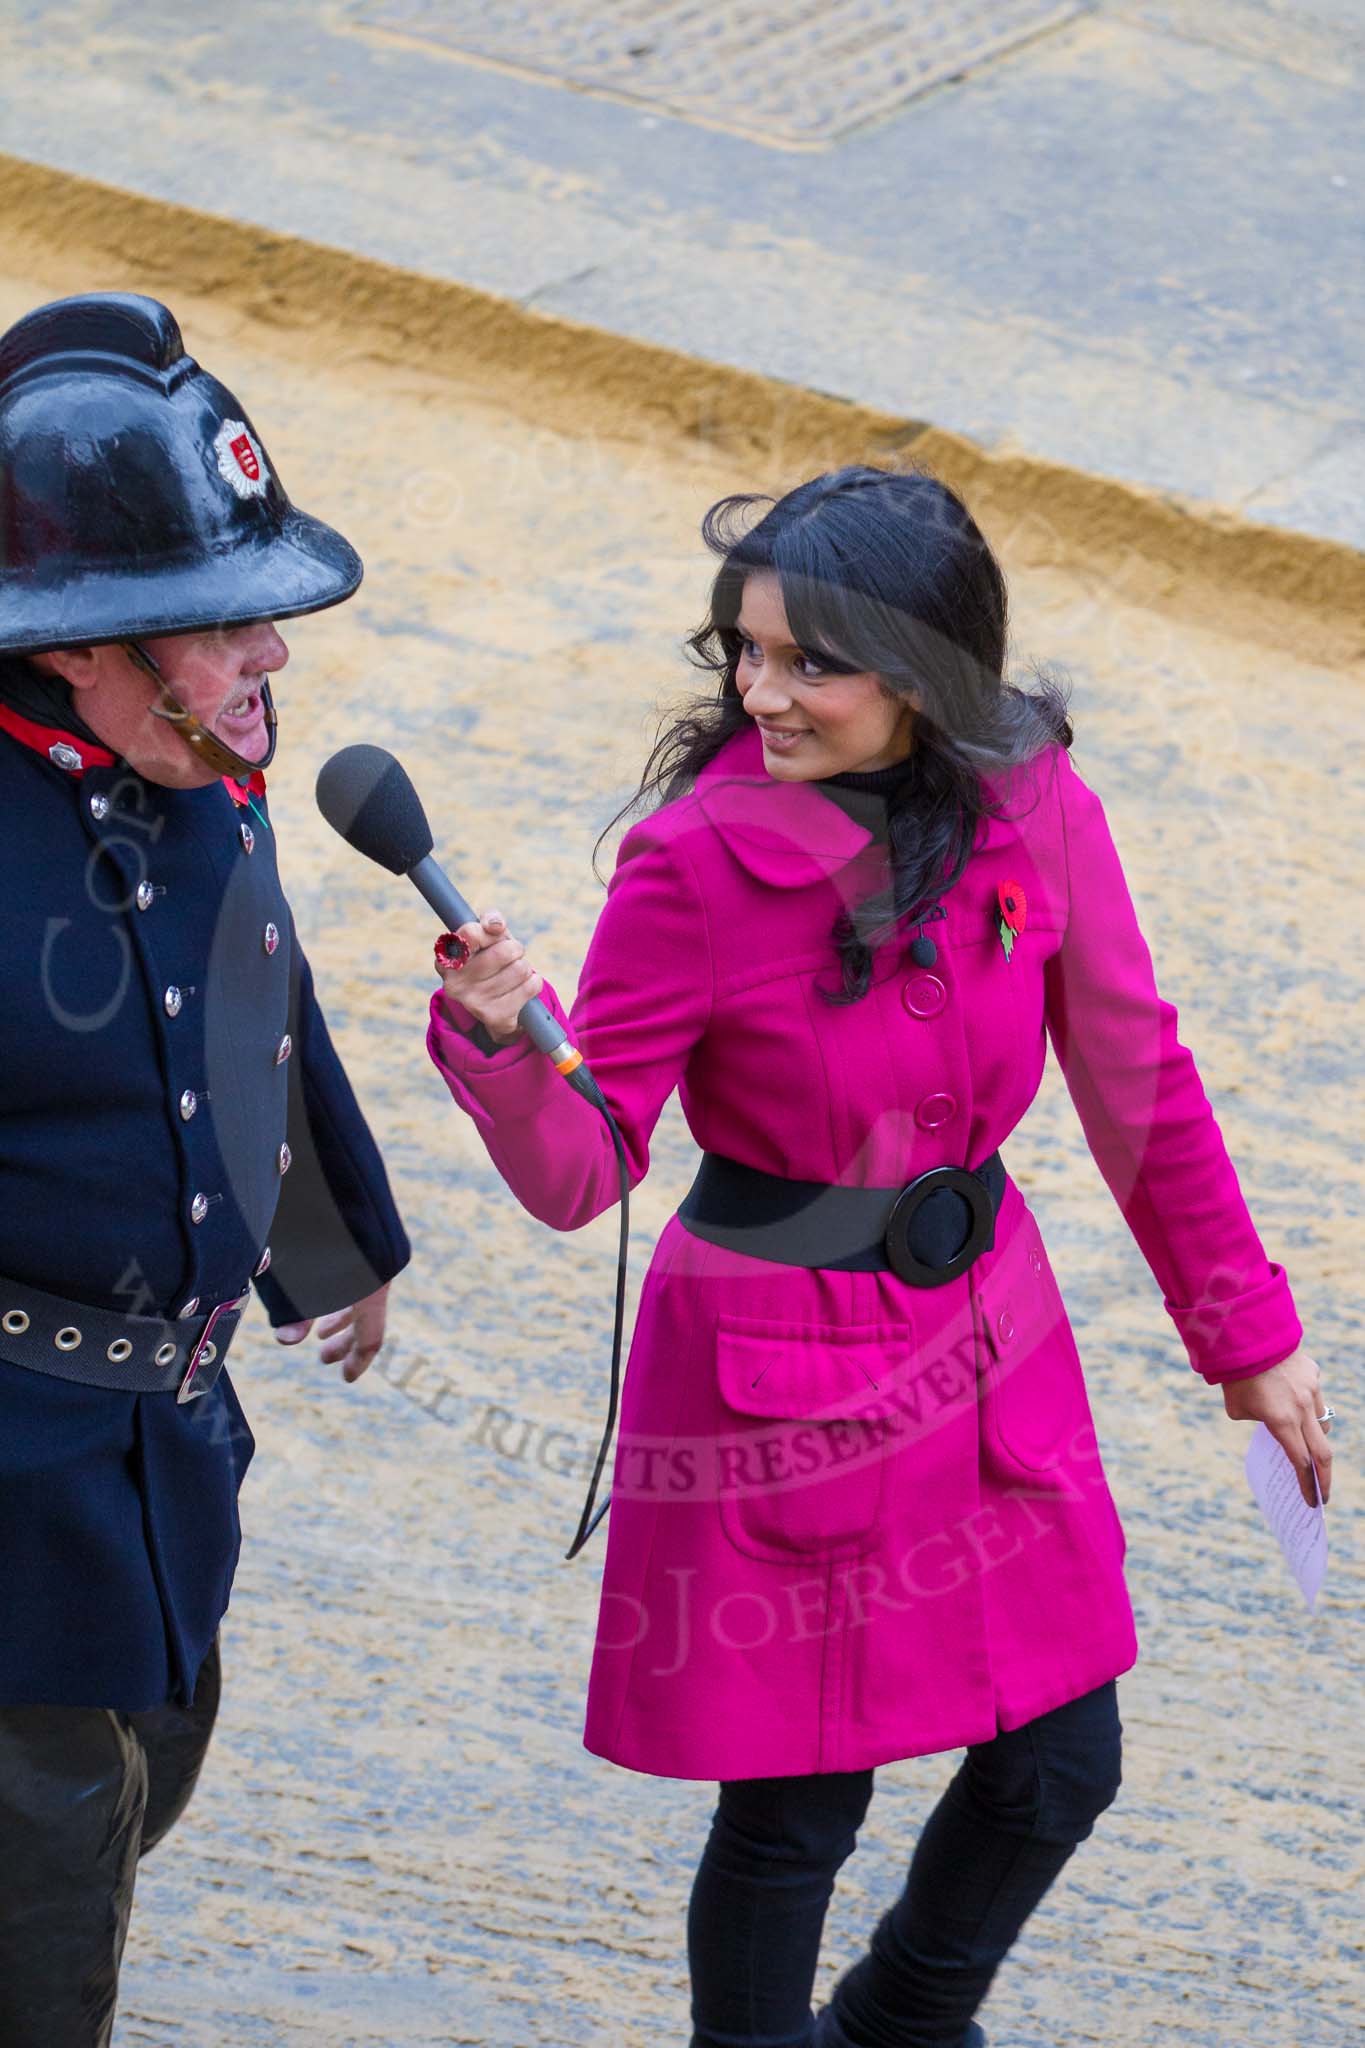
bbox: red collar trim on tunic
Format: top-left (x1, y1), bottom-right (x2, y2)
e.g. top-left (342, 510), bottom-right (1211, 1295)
top-left (0, 702), bottom-right (268, 804)
top-left (0, 701), bottom-right (117, 773)
top-left (693, 722), bottom-right (877, 890)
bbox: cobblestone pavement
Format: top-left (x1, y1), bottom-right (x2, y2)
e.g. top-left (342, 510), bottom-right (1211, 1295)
top-left (0, 204), bottom-right (1360, 2048)
top-left (1, 0), bottom-right (1363, 546)
top-left (353, 0), bottom-right (1092, 146)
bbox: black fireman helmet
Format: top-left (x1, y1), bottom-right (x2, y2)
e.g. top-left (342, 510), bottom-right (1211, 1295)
top-left (0, 292), bottom-right (362, 657)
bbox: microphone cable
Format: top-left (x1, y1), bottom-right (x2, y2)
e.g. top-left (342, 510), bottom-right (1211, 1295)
top-left (557, 1059), bottom-right (631, 1560)
top-left (314, 741), bottom-right (632, 1560)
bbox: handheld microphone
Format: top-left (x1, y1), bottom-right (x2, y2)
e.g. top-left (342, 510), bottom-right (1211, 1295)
top-left (315, 743), bottom-right (622, 1558)
top-left (315, 744), bottom-right (604, 1106)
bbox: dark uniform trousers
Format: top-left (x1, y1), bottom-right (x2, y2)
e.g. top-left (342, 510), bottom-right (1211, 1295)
top-left (0, 689), bottom-right (411, 2043)
top-left (0, 1640), bottom-right (222, 2048)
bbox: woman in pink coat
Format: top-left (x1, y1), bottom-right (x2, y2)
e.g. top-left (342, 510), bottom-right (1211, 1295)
top-left (426, 467), bottom-right (1332, 2048)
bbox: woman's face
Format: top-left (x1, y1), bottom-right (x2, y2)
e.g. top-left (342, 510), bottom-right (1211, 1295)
top-left (734, 572), bottom-right (915, 778)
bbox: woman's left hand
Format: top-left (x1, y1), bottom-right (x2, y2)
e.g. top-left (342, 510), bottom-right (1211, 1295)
top-left (1221, 1345), bottom-right (1332, 1507)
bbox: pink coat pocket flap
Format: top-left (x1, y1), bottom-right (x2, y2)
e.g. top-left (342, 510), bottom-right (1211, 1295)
top-left (712, 1314), bottom-right (909, 1559)
top-left (715, 1314), bottom-right (908, 1422)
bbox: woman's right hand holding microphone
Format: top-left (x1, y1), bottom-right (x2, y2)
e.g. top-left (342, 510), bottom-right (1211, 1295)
top-left (436, 910), bottom-right (545, 1047)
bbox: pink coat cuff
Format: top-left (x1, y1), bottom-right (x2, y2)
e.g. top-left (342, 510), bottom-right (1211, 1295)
top-left (1168, 1261), bottom-right (1303, 1384)
top-left (426, 981), bottom-right (569, 1130)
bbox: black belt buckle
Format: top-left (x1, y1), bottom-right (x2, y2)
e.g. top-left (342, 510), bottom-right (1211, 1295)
top-left (177, 1292), bottom-right (248, 1404)
top-left (884, 1165), bottom-right (997, 1288)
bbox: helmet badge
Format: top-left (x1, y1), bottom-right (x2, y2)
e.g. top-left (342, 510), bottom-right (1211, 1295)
top-left (214, 418), bottom-right (269, 500)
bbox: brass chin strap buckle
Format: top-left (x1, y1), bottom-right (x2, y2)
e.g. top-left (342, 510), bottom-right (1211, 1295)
top-left (125, 638), bottom-right (278, 779)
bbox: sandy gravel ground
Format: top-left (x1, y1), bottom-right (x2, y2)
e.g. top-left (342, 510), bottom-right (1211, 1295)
top-left (0, 223), bottom-right (1360, 2048)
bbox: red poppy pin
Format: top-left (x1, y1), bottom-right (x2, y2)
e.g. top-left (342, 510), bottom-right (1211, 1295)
top-left (997, 879), bottom-right (1027, 961)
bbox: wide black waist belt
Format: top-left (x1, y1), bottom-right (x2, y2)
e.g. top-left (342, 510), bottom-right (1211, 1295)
top-left (677, 1148), bottom-right (1006, 1287)
top-left (0, 1273), bottom-right (249, 1402)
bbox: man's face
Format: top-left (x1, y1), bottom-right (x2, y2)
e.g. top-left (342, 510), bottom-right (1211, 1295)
top-left (36, 620), bottom-right (290, 788)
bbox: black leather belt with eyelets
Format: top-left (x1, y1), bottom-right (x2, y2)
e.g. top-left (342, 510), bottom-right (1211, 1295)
top-left (677, 1148), bottom-right (1006, 1287)
top-left (0, 1274), bottom-right (250, 1402)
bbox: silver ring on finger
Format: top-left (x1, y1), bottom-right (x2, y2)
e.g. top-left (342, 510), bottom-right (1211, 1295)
top-left (1316, 1406), bottom-right (1336, 1426)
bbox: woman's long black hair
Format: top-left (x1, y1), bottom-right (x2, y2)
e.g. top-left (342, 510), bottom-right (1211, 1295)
top-left (594, 464), bottom-right (1074, 1003)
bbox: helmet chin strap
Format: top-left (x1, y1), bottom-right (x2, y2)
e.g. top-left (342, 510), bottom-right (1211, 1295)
top-left (125, 639), bottom-right (278, 780)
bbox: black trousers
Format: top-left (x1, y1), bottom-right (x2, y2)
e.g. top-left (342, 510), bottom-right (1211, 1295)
top-left (688, 1679), bottom-right (1123, 2048)
top-left (0, 1638), bottom-right (221, 2048)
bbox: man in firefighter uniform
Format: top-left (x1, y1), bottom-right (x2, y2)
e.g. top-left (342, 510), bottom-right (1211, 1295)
top-left (0, 293), bottom-right (411, 2044)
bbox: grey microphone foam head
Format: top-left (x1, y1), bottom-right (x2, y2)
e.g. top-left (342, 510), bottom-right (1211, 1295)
top-left (315, 743), bottom-right (434, 876)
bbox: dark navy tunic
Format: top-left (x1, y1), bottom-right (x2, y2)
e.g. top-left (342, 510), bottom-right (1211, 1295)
top-left (0, 720), bottom-right (410, 1710)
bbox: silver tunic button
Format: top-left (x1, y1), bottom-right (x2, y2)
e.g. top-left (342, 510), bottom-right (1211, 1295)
top-left (255, 1245), bottom-right (272, 1277)
top-left (179, 1088), bottom-right (198, 1121)
top-left (190, 1192), bottom-right (209, 1224)
top-left (136, 880), bottom-right (155, 912)
top-left (164, 985), bottom-right (183, 1018)
top-left (49, 741), bottom-right (83, 773)
top-left (89, 792), bottom-right (110, 821)
top-left (179, 1296), bottom-right (201, 1318)
top-left (263, 922), bottom-right (280, 956)
top-left (240, 822), bottom-right (255, 854)
top-left (278, 1142), bottom-right (292, 1175)
top-left (274, 1033), bottom-right (292, 1066)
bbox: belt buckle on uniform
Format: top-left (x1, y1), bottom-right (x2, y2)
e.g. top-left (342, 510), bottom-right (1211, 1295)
top-left (177, 1292), bottom-right (249, 1404)
top-left (884, 1165), bottom-right (996, 1289)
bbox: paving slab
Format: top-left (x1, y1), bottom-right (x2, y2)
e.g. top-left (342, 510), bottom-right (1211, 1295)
top-left (0, 0), bottom-right (1361, 547)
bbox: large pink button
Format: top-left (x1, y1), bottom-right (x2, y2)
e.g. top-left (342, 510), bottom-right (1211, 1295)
top-left (915, 1091), bottom-right (957, 1130)
top-left (902, 972), bottom-right (947, 1019)
top-left (996, 1309), bottom-right (1016, 1344)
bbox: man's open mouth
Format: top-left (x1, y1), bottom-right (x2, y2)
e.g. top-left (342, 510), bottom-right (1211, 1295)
top-left (220, 684), bottom-right (263, 726)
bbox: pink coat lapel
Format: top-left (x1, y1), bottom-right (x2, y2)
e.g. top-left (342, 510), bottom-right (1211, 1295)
top-left (693, 723), bottom-right (875, 889)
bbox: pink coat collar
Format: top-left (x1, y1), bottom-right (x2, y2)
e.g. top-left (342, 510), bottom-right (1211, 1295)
top-left (693, 723), bottom-right (878, 889)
